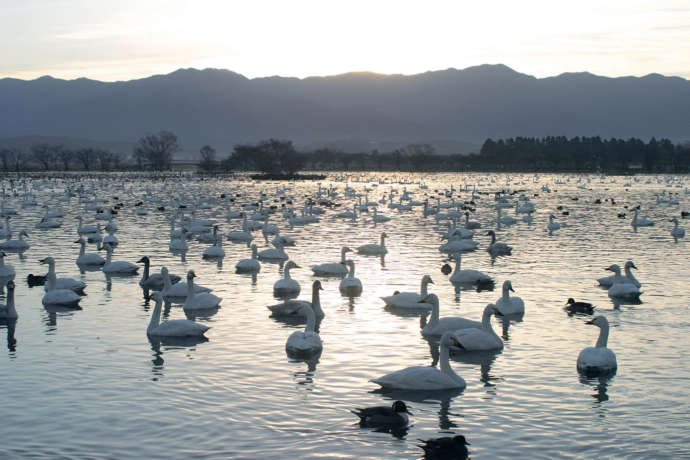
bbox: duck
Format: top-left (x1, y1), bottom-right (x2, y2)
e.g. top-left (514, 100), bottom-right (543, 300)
top-left (547, 214), bottom-right (561, 231)
top-left (440, 263), bottom-right (452, 275)
top-left (339, 260), bottom-right (362, 296)
top-left (257, 241), bottom-right (289, 261)
top-left (160, 266), bottom-right (212, 299)
top-left (182, 270), bottom-right (222, 310)
top-left (40, 257), bottom-right (86, 293)
top-left (285, 304), bottom-right (322, 356)
top-left (202, 235), bottom-right (225, 258)
top-left (352, 401), bottom-right (411, 427)
top-left (0, 230), bottom-right (30, 250)
top-left (381, 275), bottom-right (434, 310)
top-left (26, 273), bottom-right (47, 287)
top-left (268, 280), bottom-right (325, 319)
top-left (451, 304), bottom-right (504, 351)
top-left (235, 244), bottom-right (261, 272)
top-left (449, 252), bottom-right (491, 285)
top-left (0, 280), bottom-right (17, 319)
top-left (371, 331), bottom-right (466, 390)
top-left (421, 294), bottom-right (481, 337)
top-left (418, 435), bottom-right (470, 460)
top-left (577, 315), bottom-right (617, 374)
top-left (597, 261), bottom-right (640, 288)
top-left (0, 251), bottom-right (15, 277)
top-left (357, 232), bottom-right (388, 256)
top-left (486, 230), bottom-right (512, 256)
top-left (565, 298), bottom-right (595, 315)
top-left (494, 280), bottom-right (524, 315)
top-left (137, 256), bottom-right (181, 290)
top-left (605, 264), bottom-right (642, 300)
top-left (75, 238), bottom-right (105, 266)
top-left (102, 244), bottom-right (139, 274)
top-left (147, 291), bottom-right (210, 337)
top-left (311, 246), bottom-right (352, 276)
top-left (670, 217), bottom-right (685, 238)
top-left (274, 260), bottom-right (301, 297)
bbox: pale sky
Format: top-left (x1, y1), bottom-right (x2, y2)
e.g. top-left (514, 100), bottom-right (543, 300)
top-left (2, 0), bottom-right (689, 81)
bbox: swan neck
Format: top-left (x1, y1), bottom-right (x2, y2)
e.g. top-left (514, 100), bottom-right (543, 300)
top-left (453, 255), bottom-right (461, 272)
top-left (502, 285), bottom-right (510, 301)
top-left (304, 307), bottom-right (316, 333)
top-left (439, 340), bottom-right (459, 382)
top-left (482, 309), bottom-right (496, 335)
top-left (284, 265), bottom-right (292, 279)
top-left (162, 270), bottom-right (172, 291)
top-left (421, 279), bottom-right (429, 296)
top-left (147, 296), bottom-right (163, 332)
top-left (6, 285), bottom-right (15, 316)
top-left (595, 323), bottom-right (609, 348)
top-left (79, 241), bottom-right (85, 256)
top-left (430, 299), bottom-right (439, 324)
top-left (348, 262), bottom-right (355, 277)
top-left (186, 275), bottom-right (195, 298)
top-left (142, 260), bottom-right (150, 281)
top-left (340, 247), bottom-right (347, 263)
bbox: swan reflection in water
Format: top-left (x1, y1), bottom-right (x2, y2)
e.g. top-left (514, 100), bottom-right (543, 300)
top-left (288, 353), bottom-right (321, 388)
top-left (579, 373), bottom-right (615, 404)
top-left (42, 303), bottom-right (81, 333)
top-left (497, 312), bottom-right (523, 341)
top-left (428, 338), bottom-right (503, 388)
top-left (0, 318), bottom-right (17, 353)
top-left (148, 335), bottom-right (209, 381)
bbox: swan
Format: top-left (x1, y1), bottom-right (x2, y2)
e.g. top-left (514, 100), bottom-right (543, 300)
top-left (339, 260), bottom-right (362, 296)
top-left (371, 331), bottom-right (466, 390)
top-left (372, 208), bottom-right (391, 223)
top-left (137, 256), bottom-right (180, 290)
top-left (486, 230), bottom-right (512, 256)
top-left (449, 252), bottom-right (491, 285)
top-left (268, 280), bottom-right (325, 318)
top-left (357, 232), bottom-right (388, 255)
top-left (381, 275), bottom-right (434, 310)
top-left (336, 203), bottom-right (357, 220)
top-left (226, 214), bottom-right (255, 243)
top-left (147, 291), bottom-right (210, 337)
top-left (605, 264), bottom-right (642, 300)
top-left (451, 304), bottom-right (504, 351)
top-left (631, 208), bottom-right (655, 227)
top-left (102, 228), bottom-right (118, 247)
top-left (235, 244), bottom-right (261, 272)
top-left (0, 280), bottom-right (17, 319)
top-left (270, 228), bottom-right (296, 247)
top-left (197, 225), bottom-right (220, 244)
top-left (285, 304), bottom-right (323, 356)
top-left (161, 266), bottom-right (212, 298)
top-left (464, 211), bottom-right (481, 229)
top-left (439, 235), bottom-right (478, 253)
top-left (274, 260), bottom-right (301, 297)
top-left (102, 244), bottom-right (139, 274)
top-left (597, 261), bottom-right (640, 288)
top-left (495, 280), bottom-right (524, 315)
top-left (74, 238), bottom-right (106, 266)
top-left (547, 214), bottom-right (561, 231)
top-left (497, 207), bottom-right (516, 225)
top-left (202, 235), bottom-right (225, 258)
top-left (577, 315), bottom-right (617, 374)
top-left (311, 246), bottom-right (352, 276)
top-left (35, 215), bottom-right (61, 229)
top-left (421, 294), bottom-right (481, 337)
top-left (257, 241), bottom-right (289, 261)
top-left (40, 257), bottom-right (86, 292)
top-left (351, 401), bottom-right (411, 427)
top-left (42, 269), bottom-right (82, 307)
top-left (670, 217), bottom-right (685, 238)
top-left (0, 230), bottom-right (30, 250)
top-left (182, 270), bottom-right (222, 310)
top-left (418, 435), bottom-right (470, 460)
top-left (0, 252), bottom-right (15, 277)
top-left (169, 229), bottom-right (189, 251)
top-left (77, 216), bottom-right (98, 235)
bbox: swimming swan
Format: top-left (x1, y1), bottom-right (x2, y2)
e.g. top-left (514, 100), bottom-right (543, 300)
top-left (161, 266), bottom-right (212, 299)
top-left (494, 280), bottom-right (524, 315)
top-left (138, 256), bottom-right (180, 290)
top-left (451, 304), bottom-right (504, 351)
top-left (102, 244), bottom-right (139, 274)
top-left (274, 260), bottom-right (301, 297)
top-left (577, 315), bottom-right (617, 374)
top-left (147, 291), bottom-right (209, 337)
top-left (357, 232), bottom-right (388, 256)
top-left (285, 304), bottom-right (323, 356)
top-left (40, 257), bottom-right (86, 292)
top-left (597, 261), bottom-right (640, 288)
top-left (449, 252), bottom-right (491, 285)
top-left (605, 264), bottom-right (641, 300)
top-left (182, 270), bottom-right (222, 310)
top-left (75, 238), bottom-right (105, 266)
top-left (339, 260), bottom-right (363, 296)
top-left (381, 275), bottom-right (434, 310)
top-left (421, 294), bottom-right (481, 337)
top-left (0, 251), bottom-right (15, 277)
top-left (486, 230), bottom-right (512, 256)
top-left (235, 244), bottom-right (261, 272)
top-left (311, 246), bottom-right (352, 276)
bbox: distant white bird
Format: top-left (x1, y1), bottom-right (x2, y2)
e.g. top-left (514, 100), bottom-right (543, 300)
top-left (670, 217), bottom-right (685, 238)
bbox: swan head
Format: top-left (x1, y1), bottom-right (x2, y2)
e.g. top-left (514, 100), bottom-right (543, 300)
top-left (486, 230), bottom-right (495, 236)
top-left (312, 280), bottom-right (323, 291)
top-left (422, 274), bottom-right (434, 284)
top-left (605, 264), bottom-right (621, 274)
top-left (39, 257), bottom-right (55, 265)
top-left (625, 261), bottom-right (637, 270)
top-left (160, 266), bottom-right (169, 276)
top-left (503, 280), bottom-right (514, 292)
top-left (285, 260), bottom-right (300, 270)
top-left (137, 256), bottom-right (150, 264)
top-left (187, 270), bottom-right (196, 280)
top-left (20, 230), bottom-right (29, 237)
top-left (6, 280), bottom-right (15, 290)
top-left (392, 400), bottom-right (412, 415)
top-left (381, 232), bottom-right (387, 239)
top-left (585, 315), bottom-right (608, 328)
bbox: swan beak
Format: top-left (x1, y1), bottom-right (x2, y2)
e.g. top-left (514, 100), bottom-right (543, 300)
top-left (585, 319), bottom-right (595, 325)
top-left (509, 286), bottom-right (515, 292)
top-left (39, 258), bottom-right (47, 264)
top-left (137, 258), bottom-right (145, 263)
top-left (294, 264), bottom-right (301, 269)
top-left (73, 240), bottom-right (81, 244)
top-left (451, 337), bottom-right (461, 346)
top-left (631, 263), bottom-right (637, 269)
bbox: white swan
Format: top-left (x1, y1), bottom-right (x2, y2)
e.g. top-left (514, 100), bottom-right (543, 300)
top-left (258, 240), bottom-right (289, 261)
top-left (597, 261), bottom-right (640, 288)
top-left (77, 216), bottom-right (98, 234)
top-left (606, 264), bottom-right (642, 300)
top-left (311, 246), bottom-right (352, 276)
top-left (670, 217), bottom-right (685, 238)
top-left (452, 304), bottom-right (504, 351)
top-left (0, 230), bottom-right (30, 250)
top-left (169, 229), bottom-right (189, 251)
top-left (464, 212), bottom-right (481, 229)
top-left (274, 260), bottom-right (301, 296)
top-left (138, 256), bottom-right (180, 290)
top-left (182, 270), bottom-right (222, 310)
top-left (202, 235), bottom-right (225, 258)
top-left (495, 280), bottom-right (525, 315)
top-left (439, 235), bottom-right (478, 253)
top-left (372, 208), bottom-right (391, 223)
top-left (102, 228), bottom-right (118, 247)
top-left (547, 214), bottom-right (561, 231)
top-left (226, 214), bottom-right (255, 243)
top-left (631, 208), bottom-right (655, 227)
top-left (268, 280), bottom-right (325, 318)
top-left (285, 304), bottom-right (323, 356)
top-left (449, 252), bottom-right (491, 285)
top-left (0, 280), bottom-right (17, 319)
top-left (357, 232), bottom-right (388, 256)
top-left (486, 230), bottom-right (512, 256)
top-left (161, 266), bottom-right (212, 298)
top-left (381, 275), bottom-right (434, 310)
top-left (497, 207), bottom-right (516, 225)
top-left (147, 291), bottom-right (210, 337)
top-left (40, 257), bottom-right (86, 292)
top-left (421, 294), bottom-right (481, 337)
top-left (339, 260), bottom-right (363, 296)
top-left (75, 238), bottom-right (105, 265)
top-left (235, 244), bottom-right (261, 272)
top-left (371, 332), bottom-right (466, 390)
top-left (42, 269), bottom-right (82, 307)
top-left (0, 252), bottom-right (15, 277)
top-left (102, 244), bottom-right (139, 274)
top-left (577, 315), bottom-right (617, 374)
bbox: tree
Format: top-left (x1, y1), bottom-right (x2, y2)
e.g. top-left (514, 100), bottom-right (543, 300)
top-left (198, 145), bottom-right (217, 172)
top-left (231, 139), bottom-right (304, 176)
top-left (31, 144), bottom-right (59, 170)
top-left (56, 147), bottom-right (74, 170)
top-left (0, 148), bottom-right (24, 171)
top-left (75, 148), bottom-right (98, 170)
top-left (133, 131), bottom-right (178, 170)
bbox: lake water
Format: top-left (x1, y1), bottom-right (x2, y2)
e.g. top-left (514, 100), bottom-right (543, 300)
top-left (1, 172), bottom-right (689, 459)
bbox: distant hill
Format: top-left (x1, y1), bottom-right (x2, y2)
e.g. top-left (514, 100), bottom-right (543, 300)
top-left (1, 65), bottom-right (689, 157)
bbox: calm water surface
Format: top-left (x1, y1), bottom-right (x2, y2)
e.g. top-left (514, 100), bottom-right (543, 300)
top-left (1, 172), bottom-right (689, 459)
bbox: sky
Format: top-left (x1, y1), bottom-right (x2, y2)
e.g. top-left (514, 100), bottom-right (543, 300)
top-left (2, 0), bottom-right (690, 82)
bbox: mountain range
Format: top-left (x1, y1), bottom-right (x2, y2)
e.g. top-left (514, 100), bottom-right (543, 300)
top-left (1, 64), bottom-right (689, 157)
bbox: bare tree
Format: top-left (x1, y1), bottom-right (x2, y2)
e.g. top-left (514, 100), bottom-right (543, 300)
top-left (133, 131), bottom-right (178, 170)
top-left (56, 147), bottom-right (74, 171)
top-left (75, 148), bottom-right (97, 170)
top-left (198, 145), bottom-right (217, 172)
top-left (31, 144), bottom-right (59, 170)
top-left (97, 150), bottom-right (118, 171)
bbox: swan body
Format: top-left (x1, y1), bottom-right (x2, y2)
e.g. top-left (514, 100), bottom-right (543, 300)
top-left (182, 270), bottom-right (222, 310)
top-left (0, 230), bottom-right (30, 250)
top-left (258, 241), bottom-right (288, 261)
top-left (0, 252), bottom-right (15, 277)
top-left (381, 275), bottom-right (433, 310)
top-left (449, 252), bottom-right (491, 284)
top-left (597, 261), bottom-right (640, 288)
top-left (631, 208), bottom-right (655, 227)
top-left (351, 401), bottom-right (410, 427)
top-left (202, 236), bottom-right (225, 258)
top-left (35, 217), bottom-right (61, 229)
top-left (226, 215), bottom-right (255, 243)
top-left (268, 280), bottom-right (325, 318)
top-left (577, 316), bottom-right (617, 374)
top-left (486, 230), bottom-right (512, 256)
top-left (311, 246), bottom-right (352, 276)
top-left (452, 304), bottom-right (504, 351)
top-left (421, 294), bottom-right (481, 337)
top-left (235, 244), bottom-right (261, 272)
top-left (357, 232), bottom-right (388, 255)
top-left (0, 280), bottom-right (17, 319)
top-left (75, 238), bottom-right (105, 265)
top-left (168, 230), bottom-right (189, 251)
top-left (102, 244), bottom-right (139, 274)
top-left (495, 280), bottom-right (524, 315)
top-left (274, 261), bottom-right (301, 296)
top-left (371, 332), bottom-right (466, 390)
top-left (285, 304), bottom-right (323, 355)
top-left (339, 260), bottom-right (362, 296)
top-left (147, 291), bottom-right (209, 337)
top-left (42, 267), bottom-right (82, 306)
top-left (605, 264), bottom-right (641, 300)
top-left (547, 214), bottom-right (561, 231)
top-left (161, 266), bottom-right (212, 299)
top-left (39, 257), bottom-right (86, 293)
top-left (464, 212), bottom-right (481, 229)
top-left (77, 216), bottom-right (98, 235)
top-left (671, 217), bottom-right (685, 238)
top-left (440, 236), bottom-right (478, 253)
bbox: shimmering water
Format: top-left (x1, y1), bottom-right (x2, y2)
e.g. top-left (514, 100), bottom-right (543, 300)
top-left (1, 172), bottom-right (689, 459)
